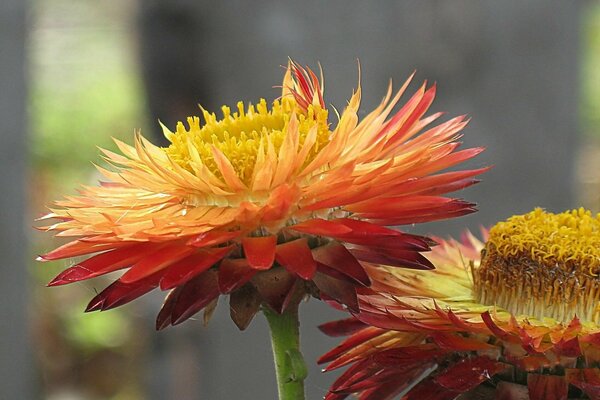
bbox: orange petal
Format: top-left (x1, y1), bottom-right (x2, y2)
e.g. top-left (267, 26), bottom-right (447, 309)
top-left (242, 236), bottom-right (277, 270)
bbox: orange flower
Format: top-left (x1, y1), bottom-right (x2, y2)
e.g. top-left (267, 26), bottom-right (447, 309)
top-left (320, 209), bottom-right (600, 400)
top-left (38, 61), bottom-right (485, 330)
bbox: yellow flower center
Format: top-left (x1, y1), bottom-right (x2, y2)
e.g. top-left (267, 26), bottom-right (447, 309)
top-left (164, 98), bottom-right (330, 186)
top-left (473, 208), bottom-right (600, 323)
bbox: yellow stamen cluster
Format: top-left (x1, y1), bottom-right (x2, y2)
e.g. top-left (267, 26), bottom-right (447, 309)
top-left (165, 98), bottom-right (330, 185)
top-left (473, 208), bottom-right (600, 323)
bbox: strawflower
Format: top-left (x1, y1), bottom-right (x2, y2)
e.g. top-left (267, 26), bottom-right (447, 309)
top-left (320, 208), bottom-right (600, 400)
top-left (38, 61), bottom-right (484, 399)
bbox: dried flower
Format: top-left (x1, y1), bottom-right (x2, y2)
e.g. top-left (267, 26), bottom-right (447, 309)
top-left (321, 208), bottom-right (600, 400)
top-left (39, 61), bottom-right (484, 331)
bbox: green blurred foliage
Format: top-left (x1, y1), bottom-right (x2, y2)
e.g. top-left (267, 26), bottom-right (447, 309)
top-left (29, 2), bottom-right (148, 398)
top-left (29, 0), bottom-right (148, 194)
top-left (583, 2), bottom-right (600, 135)
top-left (66, 304), bottom-right (132, 352)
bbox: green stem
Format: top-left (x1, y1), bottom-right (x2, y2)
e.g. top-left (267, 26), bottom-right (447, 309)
top-left (263, 304), bottom-right (306, 400)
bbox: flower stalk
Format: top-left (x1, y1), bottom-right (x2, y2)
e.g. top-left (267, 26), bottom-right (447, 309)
top-left (264, 304), bottom-right (306, 400)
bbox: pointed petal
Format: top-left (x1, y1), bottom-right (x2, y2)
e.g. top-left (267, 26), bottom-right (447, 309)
top-left (48, 242), bottom-right (155, 286)
top-left (211, 145), bottom-right (247, 191)
top-left (156, 288), bottom-right (179, 330)
top-left (318, 326), bottom-right (386, 365)
top-left (318, 318), bottom-right (367, 337)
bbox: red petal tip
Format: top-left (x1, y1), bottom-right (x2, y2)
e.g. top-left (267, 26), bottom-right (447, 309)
top-left (84, 300), bottom-right (103, 313)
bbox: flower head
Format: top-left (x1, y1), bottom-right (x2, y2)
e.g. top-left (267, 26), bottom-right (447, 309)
top-left (320, 208), bottom-right (600, 400)
top-left (38, 61), bottom-right (485, 330)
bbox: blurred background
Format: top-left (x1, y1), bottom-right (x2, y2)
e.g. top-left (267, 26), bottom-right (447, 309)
top-left (2, 0), bottom-right (598, 399)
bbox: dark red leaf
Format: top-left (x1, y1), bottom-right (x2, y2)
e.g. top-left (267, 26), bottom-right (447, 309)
top-left (251, 268), bottom-right (296, 313)
top-left (348, 246), bottom-right (434, 270)
top-left (331, 218), bottom-right (431, 251)
top-left (527, 374), bottom-right (568, 400)
top-left (156, 288), bottom-right (179, 330)
top-left (367, 203), bottom-right (477, 225)
top-left (275, 238), bottom-right (317, 280)
top-left (312, 272), bottom-right (359, 313)
top-left (170, 269), bottom-right (220, 326)
top-left (85, 271), bottom-right (162, 312)
top-left (312, 243), bottom-right (370, 286)
top-left (229, 284), bottom-right (262, 330)
top-left (218, 258), bottom-right (256, 293)
top-left (159, 246), bottom-right (232, 290)
top-left (434, 356), bottom-right (506, 392)
top-left (318, 318), bottom-right (367, 337)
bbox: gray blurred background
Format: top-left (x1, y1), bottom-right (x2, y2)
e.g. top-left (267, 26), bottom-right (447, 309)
top-left (2, 0), bottom-right (598, 399)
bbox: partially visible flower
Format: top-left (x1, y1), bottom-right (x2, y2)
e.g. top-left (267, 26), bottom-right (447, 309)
top-left (320, 208), bottom-right (600, 400)
top-left (38, 61), bottom-right (485, 330)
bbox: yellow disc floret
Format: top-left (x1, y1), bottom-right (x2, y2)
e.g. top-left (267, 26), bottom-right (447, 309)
top-left (473, 208), bottom-right (600, 323)
top-left (165, 98), bottom-right (330, 186)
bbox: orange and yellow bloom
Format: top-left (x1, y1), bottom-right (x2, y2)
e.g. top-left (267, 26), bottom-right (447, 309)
top-left (321, 208), bottom-right (600, 400)
top-left (38, 61), bottom-right (484, 330)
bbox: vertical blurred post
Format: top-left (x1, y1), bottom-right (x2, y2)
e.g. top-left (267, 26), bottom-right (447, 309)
top-left (0, 0), bottom-right (32, 398)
